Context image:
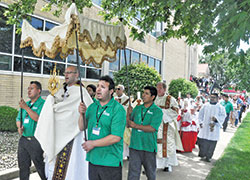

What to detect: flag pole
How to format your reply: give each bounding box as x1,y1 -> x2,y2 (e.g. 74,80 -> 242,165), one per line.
20,48 -> 24,128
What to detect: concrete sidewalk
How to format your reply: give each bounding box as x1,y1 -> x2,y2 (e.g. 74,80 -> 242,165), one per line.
5,111 -> 248,180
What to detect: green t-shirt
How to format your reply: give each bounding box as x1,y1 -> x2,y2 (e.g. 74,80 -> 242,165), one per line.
129,103 -> 163,152
16,96 -> 45,137
220,100 -> 233,113
86,97 -> 126,167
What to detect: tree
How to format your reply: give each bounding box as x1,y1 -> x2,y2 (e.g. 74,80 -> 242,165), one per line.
4,0 -> 250,61
199,49 -> 250,91
113,63 -> 161,99
168,78 -> 198,99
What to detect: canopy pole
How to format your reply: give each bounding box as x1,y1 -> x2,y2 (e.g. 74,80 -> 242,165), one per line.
20,48 -> 24,128
74,25 -> 87,141
123,48 -> 131,107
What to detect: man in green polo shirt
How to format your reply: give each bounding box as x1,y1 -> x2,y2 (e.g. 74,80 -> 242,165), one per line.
221,94 -> 233,132
79,75 -> 126,180
16,81 -> 46,180
127,86 -> 163,180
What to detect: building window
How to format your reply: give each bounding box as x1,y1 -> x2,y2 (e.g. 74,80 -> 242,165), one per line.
109,49 -> 120,71
14,57 -> 41,74
121,49 -> 131,67
155,59 -> 161,74
148,57 -> 155,68
0,54 -> 12,71
43,61 -> 65,76
87,68 -> 101,79
131,51 -> 140,64
45,21 -> 57,31
0,7 -> 13,54
141,54 -> 148,64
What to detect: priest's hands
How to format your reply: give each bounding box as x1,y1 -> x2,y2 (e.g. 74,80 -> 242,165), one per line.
82,140 -> 95,152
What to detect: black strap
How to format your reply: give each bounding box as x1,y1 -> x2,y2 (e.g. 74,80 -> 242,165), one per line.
141,104 -> 153,124
96,106 -> 108,127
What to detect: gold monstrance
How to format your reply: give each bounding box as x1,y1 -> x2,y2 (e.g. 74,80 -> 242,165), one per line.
48,63 -> 60,96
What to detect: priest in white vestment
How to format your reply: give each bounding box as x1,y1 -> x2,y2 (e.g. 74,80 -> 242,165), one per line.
197,93 -> 226,162
35,66 -> 93,180
114,84 -> 130,159
155,82 -> 183,172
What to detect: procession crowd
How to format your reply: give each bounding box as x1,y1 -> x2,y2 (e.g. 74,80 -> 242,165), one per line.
15,66 -> 249,180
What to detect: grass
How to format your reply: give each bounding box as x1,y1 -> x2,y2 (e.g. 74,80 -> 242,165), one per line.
206,112 -> 250,180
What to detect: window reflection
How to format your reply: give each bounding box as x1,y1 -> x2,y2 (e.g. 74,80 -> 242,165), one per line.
43,61 -> 65,76
0,7 -> 13,54
109,49 -> 120,71
141,54 -> 148,64
0,55 -> 12,71
14,57 -> 41,74
155,59 -> 161,74
28,16 -> 44,31
131,51 -> 140,64
121,49 -> 131,67
149,57 -> 155,68
87,68 -> 101,79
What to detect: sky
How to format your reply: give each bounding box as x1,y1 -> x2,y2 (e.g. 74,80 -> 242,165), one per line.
239,40 -> 250,52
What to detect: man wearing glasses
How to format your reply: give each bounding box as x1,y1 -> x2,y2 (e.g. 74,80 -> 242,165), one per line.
35,66 -> 93,179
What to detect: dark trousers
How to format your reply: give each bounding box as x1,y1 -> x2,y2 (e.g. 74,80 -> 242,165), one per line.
128,148 -> 156,180
223,113 -> 230,131
18,136 -> 46,180
197,138 -> 217,159
89,162 -> 122,180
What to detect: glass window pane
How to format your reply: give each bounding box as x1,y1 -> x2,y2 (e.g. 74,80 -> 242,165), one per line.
14,57 -> 41,74
109,49 -> 120,71
45,21 -> 57,31
86,68 -> 101,79
67,51 -> 84,65
141,54 -> 148,64
43,61 -> 65,76
79,66 -> 86,78
121,49 -> 131,68
44,53 -> 65,62
155,59 -> 161,74
15,33 -> 39,58
0,7 -> 13,54
149,57 -> 155,68
0,55 -> 12,71
28,16 -> 44,31
131,51 -> 140,64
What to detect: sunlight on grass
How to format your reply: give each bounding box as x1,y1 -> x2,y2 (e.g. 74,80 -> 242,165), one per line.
206,112 -> 250,180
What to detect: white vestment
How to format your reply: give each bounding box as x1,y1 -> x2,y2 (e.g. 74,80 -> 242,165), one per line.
35,85 -> 93,180
155,95 -> 183,168
198,103 -> 226,141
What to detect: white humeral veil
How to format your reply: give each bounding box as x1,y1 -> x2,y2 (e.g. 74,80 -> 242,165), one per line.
35,85 -> 93,179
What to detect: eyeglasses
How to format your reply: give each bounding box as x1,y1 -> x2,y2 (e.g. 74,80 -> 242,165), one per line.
63,71 -> 77,75
116,88 -> 121,91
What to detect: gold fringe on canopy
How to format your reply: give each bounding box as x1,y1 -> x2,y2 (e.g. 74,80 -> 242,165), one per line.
20,3 -> 126,67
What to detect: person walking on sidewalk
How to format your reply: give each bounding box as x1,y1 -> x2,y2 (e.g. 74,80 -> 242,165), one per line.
221,94 -> 233,132
197,93 -> 226,162
16,81 -> 46,180
127,86 -> 163,180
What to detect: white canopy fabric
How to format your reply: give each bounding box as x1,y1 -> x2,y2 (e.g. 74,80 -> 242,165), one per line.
20,3 -> 126,67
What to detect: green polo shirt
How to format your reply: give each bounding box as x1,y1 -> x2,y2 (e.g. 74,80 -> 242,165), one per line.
16,96 -> 45,137
86,97 -> 126,167
129,103 -> 163,152
221,100 -> 233,113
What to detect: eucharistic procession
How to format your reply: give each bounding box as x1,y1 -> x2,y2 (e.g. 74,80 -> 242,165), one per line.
0,1 -> 249,180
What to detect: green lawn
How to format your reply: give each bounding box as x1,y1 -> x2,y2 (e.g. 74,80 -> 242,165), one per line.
206,112 -> 250,180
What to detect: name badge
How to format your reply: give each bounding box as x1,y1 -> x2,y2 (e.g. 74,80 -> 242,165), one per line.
137,129 -> 143,132
24,117 -> 29,124
92,127 -> 101,136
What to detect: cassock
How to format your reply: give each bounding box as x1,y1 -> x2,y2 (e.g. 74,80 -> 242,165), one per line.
155,95 -> 183,168
35,84 -> 93,180
197,102 -> 226,160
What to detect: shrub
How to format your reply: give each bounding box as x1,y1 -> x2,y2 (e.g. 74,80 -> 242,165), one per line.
168,78 -> 198,99
0,106 -> 18,132
114,63 -> 161,99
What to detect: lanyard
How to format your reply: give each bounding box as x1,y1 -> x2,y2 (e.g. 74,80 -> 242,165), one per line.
25,102 -> 35,118
141,104 -> 153,124
96,106 -> 108,127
